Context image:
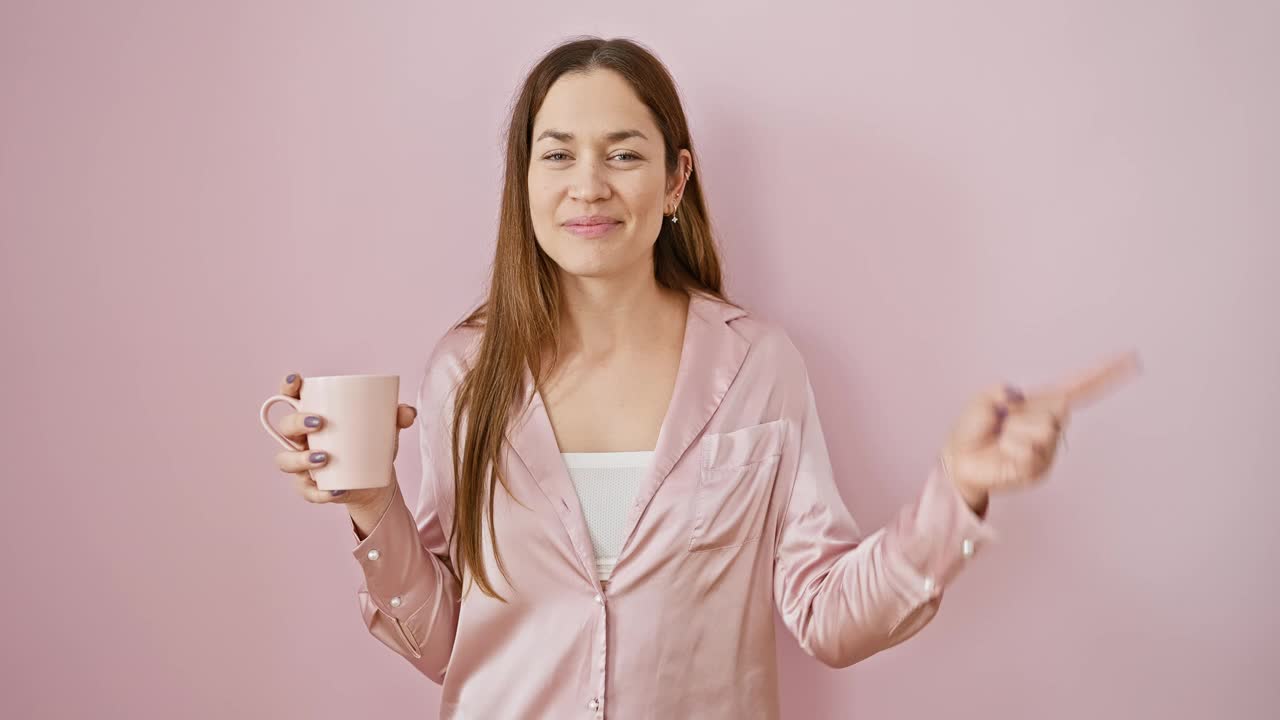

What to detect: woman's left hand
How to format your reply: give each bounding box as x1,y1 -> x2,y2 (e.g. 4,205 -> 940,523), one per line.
942,351 -> 1143,512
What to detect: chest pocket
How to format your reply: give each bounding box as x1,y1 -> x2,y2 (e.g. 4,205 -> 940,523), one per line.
689,418 -> 787,552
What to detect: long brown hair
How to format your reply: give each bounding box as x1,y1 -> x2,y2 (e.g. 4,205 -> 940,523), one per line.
445,36 -> 734,601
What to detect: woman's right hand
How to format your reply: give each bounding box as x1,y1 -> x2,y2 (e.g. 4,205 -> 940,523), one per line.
271,372 -> 418,513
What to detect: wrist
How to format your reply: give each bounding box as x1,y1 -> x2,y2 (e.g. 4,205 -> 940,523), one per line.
941,450 -> 989,517
349,486 -> 395,516
955,481 -> 989,516
348,486 -> 398,539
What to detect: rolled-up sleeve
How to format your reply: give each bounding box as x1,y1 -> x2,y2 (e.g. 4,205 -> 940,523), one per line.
772,371 -> 997,668
349,366 -> 461,685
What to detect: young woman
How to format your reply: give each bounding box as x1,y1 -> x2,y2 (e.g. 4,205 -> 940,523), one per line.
269,36 -> 1138,719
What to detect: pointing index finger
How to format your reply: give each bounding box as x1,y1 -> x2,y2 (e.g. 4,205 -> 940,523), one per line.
1055,351 -> 1142,409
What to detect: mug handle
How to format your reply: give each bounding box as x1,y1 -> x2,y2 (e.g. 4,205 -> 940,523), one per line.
260,394 -> 308,452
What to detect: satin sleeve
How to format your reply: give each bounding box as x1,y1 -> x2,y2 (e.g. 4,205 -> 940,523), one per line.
772,373 -> 998,668
348,368 -> 462,685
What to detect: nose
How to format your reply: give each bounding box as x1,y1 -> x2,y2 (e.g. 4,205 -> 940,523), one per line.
568,159 -> 611,203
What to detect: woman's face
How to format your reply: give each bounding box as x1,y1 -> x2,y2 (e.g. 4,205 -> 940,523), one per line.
527,68 -> 690,283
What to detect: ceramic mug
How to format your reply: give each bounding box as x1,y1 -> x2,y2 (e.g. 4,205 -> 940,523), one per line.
260,374 -> 399,491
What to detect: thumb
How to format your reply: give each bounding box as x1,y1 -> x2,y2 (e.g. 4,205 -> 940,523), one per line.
397,404 -> 418,429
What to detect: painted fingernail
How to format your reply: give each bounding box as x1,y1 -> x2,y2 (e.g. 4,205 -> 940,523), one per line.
286,374 -> 297,383
1004,384 -> 1024,402
309,451 -> 327,463
330,490 -> 347,496
304,416 -> 321,428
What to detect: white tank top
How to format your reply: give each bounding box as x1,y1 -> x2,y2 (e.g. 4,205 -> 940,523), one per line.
559,450 -> 653,582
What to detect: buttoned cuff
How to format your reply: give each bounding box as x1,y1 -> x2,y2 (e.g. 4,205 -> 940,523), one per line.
351,481 -> 437,622
884,460 -> 999,608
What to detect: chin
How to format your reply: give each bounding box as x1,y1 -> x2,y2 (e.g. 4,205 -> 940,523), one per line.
557,257 -> 620,278
554,244 -> 646,278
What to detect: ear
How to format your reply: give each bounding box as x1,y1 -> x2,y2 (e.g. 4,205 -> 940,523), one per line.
666,150 -> 693,201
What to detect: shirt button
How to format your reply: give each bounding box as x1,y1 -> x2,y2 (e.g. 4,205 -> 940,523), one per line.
922,576 -> 935,593
588,697 -> 599,710
961,538 -> 975,558
367,549 -> 381,561
389,596 -> 403,609
594,594 -> 603,605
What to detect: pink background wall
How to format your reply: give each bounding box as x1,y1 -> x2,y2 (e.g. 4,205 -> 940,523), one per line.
3,1 -> 1276,717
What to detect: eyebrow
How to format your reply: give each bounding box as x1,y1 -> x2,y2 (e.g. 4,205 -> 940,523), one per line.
534,128 -> 649,144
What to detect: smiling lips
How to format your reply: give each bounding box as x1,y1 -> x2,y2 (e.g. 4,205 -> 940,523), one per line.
563,216 -> 621,238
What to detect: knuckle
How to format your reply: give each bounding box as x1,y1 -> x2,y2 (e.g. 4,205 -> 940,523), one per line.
283,414 -> 315,437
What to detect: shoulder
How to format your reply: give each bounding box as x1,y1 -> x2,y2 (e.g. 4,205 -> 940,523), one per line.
416,322 -> 484,418
689,292 -> 810,401
720,302 -> 809,384
427,322 -> 484,375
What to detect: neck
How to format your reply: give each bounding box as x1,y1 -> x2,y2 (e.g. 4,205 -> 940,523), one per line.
555,278 -> 687,360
